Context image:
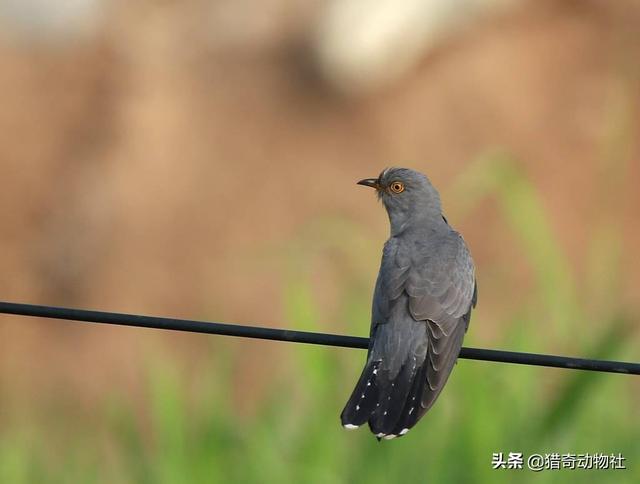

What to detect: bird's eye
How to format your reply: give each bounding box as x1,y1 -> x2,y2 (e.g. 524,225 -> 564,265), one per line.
389,181 -> 405,193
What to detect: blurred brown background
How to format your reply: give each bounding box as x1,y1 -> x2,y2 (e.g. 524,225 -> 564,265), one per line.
1,0 -> 639,433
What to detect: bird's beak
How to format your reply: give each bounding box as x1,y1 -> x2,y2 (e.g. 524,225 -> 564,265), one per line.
357,178 -> 380,189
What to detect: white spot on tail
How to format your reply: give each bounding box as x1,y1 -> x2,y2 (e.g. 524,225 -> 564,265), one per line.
376,432 -> 385,438
400,428 -> 410,435
383,434 -> 397,440
344,424 -> 359,430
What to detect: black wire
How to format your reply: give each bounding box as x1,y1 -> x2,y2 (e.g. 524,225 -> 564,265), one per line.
1,301 -> 638,375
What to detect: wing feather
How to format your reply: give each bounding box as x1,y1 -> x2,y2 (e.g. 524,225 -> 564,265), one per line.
371,233 -> 476,416
363,230 -> 476,432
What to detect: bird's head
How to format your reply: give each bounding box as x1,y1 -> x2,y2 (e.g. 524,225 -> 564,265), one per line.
358,167 -> 442,233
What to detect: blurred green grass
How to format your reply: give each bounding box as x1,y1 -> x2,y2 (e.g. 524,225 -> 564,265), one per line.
1,155 -> 638,483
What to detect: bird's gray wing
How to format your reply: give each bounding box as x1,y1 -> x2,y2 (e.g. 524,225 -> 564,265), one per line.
345,233 -> 475,434
404,231 -> 476,413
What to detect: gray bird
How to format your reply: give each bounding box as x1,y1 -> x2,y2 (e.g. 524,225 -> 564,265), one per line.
341,167 -> 477,440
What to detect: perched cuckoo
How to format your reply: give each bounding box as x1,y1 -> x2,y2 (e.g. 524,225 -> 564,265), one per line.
341,167 -> 477,440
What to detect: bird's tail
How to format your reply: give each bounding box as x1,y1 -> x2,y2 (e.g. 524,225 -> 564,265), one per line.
341,315 -> 432,439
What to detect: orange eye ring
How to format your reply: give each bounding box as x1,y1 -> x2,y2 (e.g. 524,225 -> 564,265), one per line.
389,181 -> 405,194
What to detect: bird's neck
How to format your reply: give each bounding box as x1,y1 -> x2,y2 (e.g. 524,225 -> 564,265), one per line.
388,207 -> 443,237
